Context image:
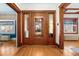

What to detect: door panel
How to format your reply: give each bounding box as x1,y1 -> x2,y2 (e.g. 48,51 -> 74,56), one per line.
29,12 -> 49,45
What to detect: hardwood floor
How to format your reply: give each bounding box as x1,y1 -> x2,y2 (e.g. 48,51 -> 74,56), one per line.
64,40 -> 79,48
0,40 -> 20,56
0,40 -> 79,56
15,45 -> 63,56
63,40 -> 79,56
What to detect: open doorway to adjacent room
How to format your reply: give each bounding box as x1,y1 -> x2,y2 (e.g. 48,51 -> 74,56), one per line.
0,3 -> 18,55
62,3 -> 79,55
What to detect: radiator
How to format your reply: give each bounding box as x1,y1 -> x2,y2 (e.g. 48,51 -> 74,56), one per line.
64,36 -> 78,40
0,35 -> 10,41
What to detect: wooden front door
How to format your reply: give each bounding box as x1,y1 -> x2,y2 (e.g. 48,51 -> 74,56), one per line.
24,11 -> 56,45
28,12 -> 49,45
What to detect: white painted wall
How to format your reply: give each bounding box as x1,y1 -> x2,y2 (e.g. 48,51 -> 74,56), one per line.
64,14 -> 79,40
56,8 -> 60,44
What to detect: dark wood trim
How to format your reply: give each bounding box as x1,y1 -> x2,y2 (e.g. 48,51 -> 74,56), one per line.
64,8 -> 79,13
17,13 -> 22,46
22,10 -> 56,14
22,12 -> 25,45
6,3 -> 21,13
59,3 -> 71,8
59,7 -> 64,49
65,8 -> 79,10
64,12 -> 79,14
53,11 -> 56,45
59,3 -> 70,49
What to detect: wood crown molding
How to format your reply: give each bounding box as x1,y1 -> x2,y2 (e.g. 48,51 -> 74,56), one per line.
64,8 -> 79,13
59,3 -> 71,8
22,10 -> 56,14
6,3 -> 21,13
64,12 -> 79,14
65,8 -> 79,10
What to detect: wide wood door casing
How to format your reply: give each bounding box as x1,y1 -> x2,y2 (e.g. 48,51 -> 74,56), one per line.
28,12 -> 49,45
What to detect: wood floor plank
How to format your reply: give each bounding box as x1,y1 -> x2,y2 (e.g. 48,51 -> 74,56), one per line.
0,40 -> 79,56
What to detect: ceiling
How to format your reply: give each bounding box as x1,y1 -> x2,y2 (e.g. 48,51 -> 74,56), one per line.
0,3 -> 61,15
15,3 -> 60,10
67,3 -> 79,8
65,3 -> 79,13
0,3 -> 16,14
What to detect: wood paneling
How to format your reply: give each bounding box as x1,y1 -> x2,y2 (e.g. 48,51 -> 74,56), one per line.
31,12 -> 48,45
23,11 -> 56,45
24,12 -> 49,45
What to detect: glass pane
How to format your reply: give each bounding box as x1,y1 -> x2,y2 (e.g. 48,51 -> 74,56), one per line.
25,15 -> 29,38
34,17 -> 43,36
0,20 -> 15,34
64,18 -> 78,34
49,14 -> 53,34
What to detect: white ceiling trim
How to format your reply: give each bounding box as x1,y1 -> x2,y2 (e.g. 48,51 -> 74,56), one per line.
15,3 -> 60,10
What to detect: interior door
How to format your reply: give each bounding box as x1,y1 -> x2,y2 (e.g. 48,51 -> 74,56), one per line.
29,12 -> 49,45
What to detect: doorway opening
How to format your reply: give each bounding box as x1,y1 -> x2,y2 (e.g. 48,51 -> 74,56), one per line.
63,3 -> 79,54
0,3 -> 17,49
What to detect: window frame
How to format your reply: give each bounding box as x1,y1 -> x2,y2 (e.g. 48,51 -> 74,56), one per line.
64,18 -> 78,34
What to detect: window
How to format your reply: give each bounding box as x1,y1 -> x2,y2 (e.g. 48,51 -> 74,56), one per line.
64,18 -> 78,34
0,20 -> 15,34
49,14 -> 53,34
25,14 -> 29,38
34,17 -> 43,36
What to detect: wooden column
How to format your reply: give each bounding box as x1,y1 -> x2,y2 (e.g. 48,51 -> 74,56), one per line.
17,12 -> 22,46
59,7 -> 64,49
17,12 -> 24,46
59,3 -> 70,49
53,11 -> 56,45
